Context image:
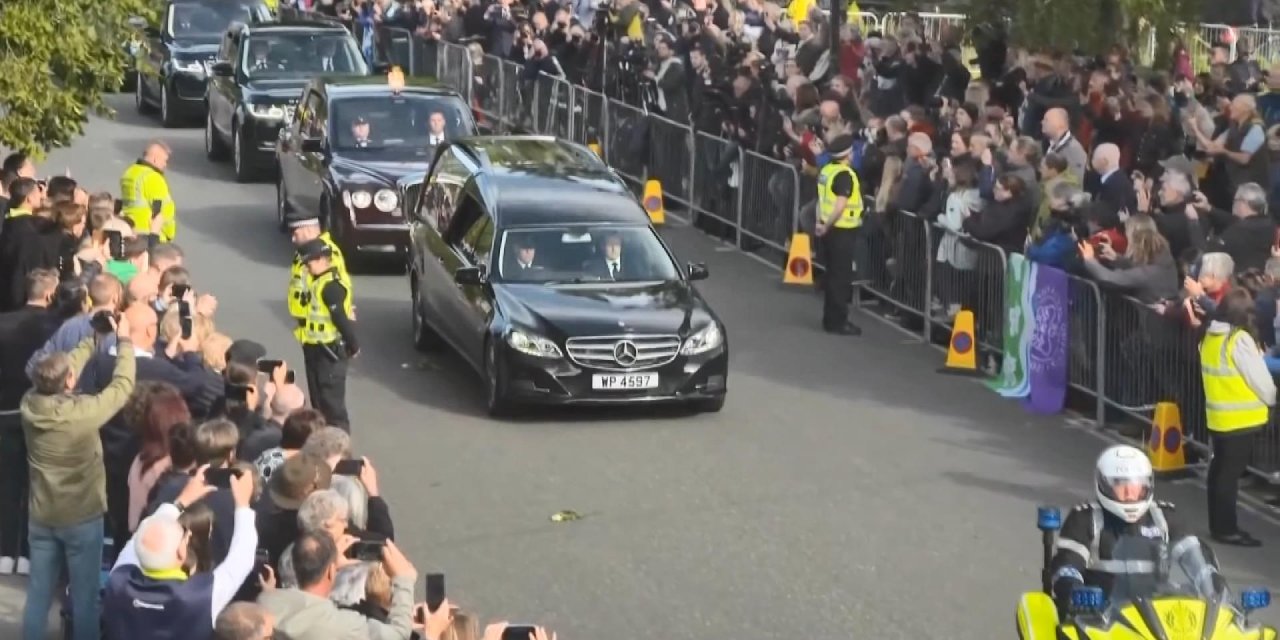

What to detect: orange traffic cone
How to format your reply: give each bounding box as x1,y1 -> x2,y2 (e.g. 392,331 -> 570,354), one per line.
938,310 -> 983,376
1149,402 -> 1191,477
783,233 -> 813,285
642,179 -> 665,225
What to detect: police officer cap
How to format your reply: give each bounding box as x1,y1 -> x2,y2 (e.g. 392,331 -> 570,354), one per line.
298,239 -> 332,262
827,135 -> 854,157
286,212 -> 321,229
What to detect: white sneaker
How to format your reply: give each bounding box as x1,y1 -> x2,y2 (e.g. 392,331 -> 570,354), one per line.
0,557 -> 14,575
15,557 -> 29,575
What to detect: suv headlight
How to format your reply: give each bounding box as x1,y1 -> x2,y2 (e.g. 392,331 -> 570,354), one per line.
507,329 -> 562,358
373,189 -> 398,213
173,59 -> 205,73
249,103 -> 285,119
680,323 -> 723,355
345,190 -> 373,209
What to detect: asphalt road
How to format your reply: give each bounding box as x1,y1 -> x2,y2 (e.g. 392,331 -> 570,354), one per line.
3,95 -> 1280,639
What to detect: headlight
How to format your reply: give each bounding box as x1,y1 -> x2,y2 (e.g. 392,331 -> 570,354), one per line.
249,103 -> 286,119
173,59 -> 205,73
507,329 -> 562,358
373,189 -> 398,213
346,190 -> 372,209
680,323 -> 723,355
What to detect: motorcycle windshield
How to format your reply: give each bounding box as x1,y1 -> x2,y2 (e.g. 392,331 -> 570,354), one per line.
1108,535 -> 1229,608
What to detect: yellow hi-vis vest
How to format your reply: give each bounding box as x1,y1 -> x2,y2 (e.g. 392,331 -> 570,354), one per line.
816,162 -> 863,229
120,162 -> 177,242
1200,329 -> 1270,432
301,269 -> 354,345
288,233 -> 351,341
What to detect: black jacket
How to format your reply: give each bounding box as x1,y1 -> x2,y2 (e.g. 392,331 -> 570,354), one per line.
1201,211 -> 1276,274
144,470 -> 237,564
0,305 -> 60,411
0,216 -> 61,311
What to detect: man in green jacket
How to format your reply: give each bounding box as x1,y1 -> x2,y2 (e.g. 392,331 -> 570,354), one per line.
21,312 -> 136,640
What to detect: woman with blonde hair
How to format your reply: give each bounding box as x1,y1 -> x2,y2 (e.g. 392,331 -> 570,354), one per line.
201,332 -> 233,374
1079,213 -> 1179,303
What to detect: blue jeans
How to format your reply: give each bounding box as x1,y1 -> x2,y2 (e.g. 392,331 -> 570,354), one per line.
23,516 -> 103,640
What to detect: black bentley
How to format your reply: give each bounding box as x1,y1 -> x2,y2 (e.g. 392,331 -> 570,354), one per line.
406,136 -> 728,416
276,75 -> 474,262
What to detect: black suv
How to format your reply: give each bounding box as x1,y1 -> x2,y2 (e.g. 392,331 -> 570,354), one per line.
204,16 -> 369,182
133,0 -> 272,127
406,136 -> 728,416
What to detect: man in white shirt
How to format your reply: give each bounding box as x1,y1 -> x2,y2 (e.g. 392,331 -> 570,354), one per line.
426,112 -> 447,146
584,232 -> 626,280
103,465 -> 258,640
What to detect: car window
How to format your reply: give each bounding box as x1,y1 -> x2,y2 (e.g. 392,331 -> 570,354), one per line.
170,2 -> 251,38
445,193 -> 484,246
330,95 -> 472,155
241,33 -> 366,78
458,217 -> 495,267
297,91 -> 320,136
418,148 -> 469,232
496,225 -> 681,283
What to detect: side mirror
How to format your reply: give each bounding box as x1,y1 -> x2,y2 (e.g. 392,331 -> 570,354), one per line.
210,61 -> 234,77
454,266 -> 486,286
300,137 -> 324,153
127,16 -> 149,30
687,262 -> 709,281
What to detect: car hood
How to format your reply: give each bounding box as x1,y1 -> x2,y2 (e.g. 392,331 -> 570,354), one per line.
243,78 -> 309,100
494,280 -> 715,338
171,40 -> 221,56
331,156 -> 429,186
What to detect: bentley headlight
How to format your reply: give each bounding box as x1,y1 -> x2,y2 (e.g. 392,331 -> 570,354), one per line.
507,329 -> 562,358
347,190 -> 373,209
249,103 -> 285,119
173,59 -> 204,73
680,323 -> 723,355
373,189 -> 398,213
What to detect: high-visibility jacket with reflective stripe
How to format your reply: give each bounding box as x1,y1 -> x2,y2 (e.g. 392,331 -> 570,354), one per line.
301,269 -> 353,345
1200,329 -> 1270,432
816,162 -> 863,229
288,233 -> 350,341
120,162 -> 177,242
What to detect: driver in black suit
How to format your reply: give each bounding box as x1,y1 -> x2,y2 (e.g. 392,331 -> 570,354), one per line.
505,236 -> 543,279
582,232 -> 627,281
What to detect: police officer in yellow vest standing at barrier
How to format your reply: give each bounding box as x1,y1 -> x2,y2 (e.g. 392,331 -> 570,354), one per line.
298,238 -> 359,432
814,135 -> 864,336
286,213 -> 351,343
119,141 -> 177,242
1199,287 -> 1275,548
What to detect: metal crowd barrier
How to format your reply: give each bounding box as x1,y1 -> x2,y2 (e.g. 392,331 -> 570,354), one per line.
372,35 -> 1280,481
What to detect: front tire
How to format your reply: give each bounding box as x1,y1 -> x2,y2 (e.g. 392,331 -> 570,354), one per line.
484,340 -> 514,418
232,125 -> 253,183
205,112 -> 228,161
276,176 -> 291,231
159,84 -> 179,128
411,277 -> 445,352
135,73 -> 155,114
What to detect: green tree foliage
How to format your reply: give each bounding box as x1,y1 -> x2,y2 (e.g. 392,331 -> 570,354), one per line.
0,0 -> 160,158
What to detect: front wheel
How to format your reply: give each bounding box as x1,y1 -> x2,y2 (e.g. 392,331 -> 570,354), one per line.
276,177 -> 290,231
484,340 -> 514,418
135,73 -> 155,114
159,84 -> 179,128
411,278 -> 445,352
232,125 -> 253,183
205,112 -> 228,161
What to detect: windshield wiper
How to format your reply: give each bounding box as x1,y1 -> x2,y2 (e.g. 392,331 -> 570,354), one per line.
540,278 -> 589,285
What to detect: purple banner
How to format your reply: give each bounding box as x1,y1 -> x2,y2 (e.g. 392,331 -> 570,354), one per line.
1024,265 -> 1070,414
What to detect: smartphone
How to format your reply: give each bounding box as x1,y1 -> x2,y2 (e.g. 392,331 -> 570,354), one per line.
425,573 -> 445,613
105,230 -> 124,260
150,199 -> 163,218
203,466 -> 242,489
350,539 -> 385,561
178,300 -> 193,340
257,359 -> 284,375
171,284 -> 190,300
90,310 -> 115,334
112,199 -> 123,215
502,626 -> 537,640
225,383 -> 249,402
333,458 -> 364,476
285,369 -> 296,385
254,548 -> 271,579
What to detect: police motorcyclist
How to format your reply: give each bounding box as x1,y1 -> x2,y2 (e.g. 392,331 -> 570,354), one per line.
1048,445 -> 1193,614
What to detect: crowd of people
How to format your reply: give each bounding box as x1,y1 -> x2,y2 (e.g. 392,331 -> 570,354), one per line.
0,149 -> 558,638
315,0 -> 1280,544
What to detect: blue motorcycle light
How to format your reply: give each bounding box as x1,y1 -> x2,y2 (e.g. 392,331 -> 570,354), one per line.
1241,588 -> 1272,612
1070,586 -> 1106,612
1037,506 -> 1062,532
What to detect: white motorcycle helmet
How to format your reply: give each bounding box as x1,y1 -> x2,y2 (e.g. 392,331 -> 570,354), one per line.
1095,445 -> 1155,523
